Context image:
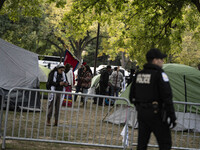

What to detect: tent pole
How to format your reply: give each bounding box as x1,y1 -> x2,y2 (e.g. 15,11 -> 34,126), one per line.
102,105 -> 114,121
94,22 -> 100,76
184,75 -> 187,112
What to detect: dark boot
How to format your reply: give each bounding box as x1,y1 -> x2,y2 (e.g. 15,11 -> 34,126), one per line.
54,119 -> 58,126
47,118 -> 51,126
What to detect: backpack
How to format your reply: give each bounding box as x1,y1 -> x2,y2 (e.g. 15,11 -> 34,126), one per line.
46,70 -> 55,90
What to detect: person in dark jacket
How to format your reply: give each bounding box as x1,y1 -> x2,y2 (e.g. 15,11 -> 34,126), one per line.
129,48 -> 177,150
74,62 -> 86,101
127,68 -> 135,86
47,64 -> 68,126
98,65 -> 112,105
80,65 -> 92,105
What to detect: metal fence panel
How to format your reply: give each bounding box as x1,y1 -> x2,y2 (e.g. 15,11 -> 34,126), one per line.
0,88 -> 4,137
131,101 -> 200,150
2,87 -> 132,149
1,87 -> 200,150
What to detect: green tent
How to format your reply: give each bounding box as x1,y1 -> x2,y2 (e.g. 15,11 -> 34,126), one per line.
108,63 -> 200,129
117,63 -> 200,107
163,63 -> 200,103
91,74 -> 101,88
116,83 -> 133,106
39,65 -> 51,89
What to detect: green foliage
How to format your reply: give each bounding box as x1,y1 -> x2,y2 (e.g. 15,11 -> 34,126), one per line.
0,2 -> 70,55
59,0 -> 200,68
0,0 -> 43,21
0,14 -> 44,52
1,0 -> 200,68
46,0 -> 66,8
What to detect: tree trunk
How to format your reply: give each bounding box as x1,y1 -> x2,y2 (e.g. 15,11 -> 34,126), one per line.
73,46 -> 83,68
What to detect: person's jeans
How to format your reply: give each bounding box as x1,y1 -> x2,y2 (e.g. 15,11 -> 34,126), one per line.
110,86 -> 120,97
47,94 -> 61,122
81,88 -> 88,104
74,85 -> 81,101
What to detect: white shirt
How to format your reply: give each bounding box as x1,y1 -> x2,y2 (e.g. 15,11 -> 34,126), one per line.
66,68 -> 74,87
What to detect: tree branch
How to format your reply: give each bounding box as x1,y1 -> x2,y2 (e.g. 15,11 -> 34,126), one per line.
57,37 -> 66,48
83,37 -> 97,47
69,38 -> 76,51
81,35 -> 106,50
46,39 -> 63,52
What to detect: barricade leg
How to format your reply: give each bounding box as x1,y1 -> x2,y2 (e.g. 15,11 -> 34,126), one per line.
0,88 -> 4,138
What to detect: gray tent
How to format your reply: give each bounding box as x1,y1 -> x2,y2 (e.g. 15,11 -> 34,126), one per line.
0,38 -> 40,109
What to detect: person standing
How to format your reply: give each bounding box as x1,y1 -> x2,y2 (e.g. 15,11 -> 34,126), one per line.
98,65 -> 112,105
127,68 -> 135,86
129,48 -> 177,150
80,65 -> 92,105
74,62 -> 86,101
47,64 -> 68,126
109,66 -> 123,97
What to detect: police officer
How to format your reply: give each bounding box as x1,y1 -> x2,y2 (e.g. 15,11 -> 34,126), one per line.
129,48 -> 177,150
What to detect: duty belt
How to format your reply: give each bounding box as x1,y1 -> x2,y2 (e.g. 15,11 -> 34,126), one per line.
138,101 -> 159,114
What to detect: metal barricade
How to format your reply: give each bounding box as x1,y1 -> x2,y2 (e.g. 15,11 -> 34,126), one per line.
0,88 -> 4,137
131,101 -> 200,150
171,101 -> 200,150
3,87 -> 200,150
2,87 -> 134,149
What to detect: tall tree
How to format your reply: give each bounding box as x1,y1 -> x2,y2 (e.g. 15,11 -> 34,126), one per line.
62,0 -> 200,67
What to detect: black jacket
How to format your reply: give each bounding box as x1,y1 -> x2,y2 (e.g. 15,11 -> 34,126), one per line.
129,63 -> 175,114
49,71 -> 65,91
99,69 -> 110,88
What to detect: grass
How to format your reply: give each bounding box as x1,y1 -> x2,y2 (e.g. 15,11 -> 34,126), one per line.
0,96 -> 127,149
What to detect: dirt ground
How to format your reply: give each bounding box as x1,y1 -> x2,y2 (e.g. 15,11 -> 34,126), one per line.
0,139 -> 161,150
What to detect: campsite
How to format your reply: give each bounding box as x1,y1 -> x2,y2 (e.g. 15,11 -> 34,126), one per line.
0,38 -> 200,149
2,1 -> 200,149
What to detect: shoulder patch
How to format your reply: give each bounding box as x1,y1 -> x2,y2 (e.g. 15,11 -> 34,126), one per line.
162,72 -> 169,82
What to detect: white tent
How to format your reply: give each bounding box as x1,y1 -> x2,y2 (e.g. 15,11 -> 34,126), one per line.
0,38 -> 39,89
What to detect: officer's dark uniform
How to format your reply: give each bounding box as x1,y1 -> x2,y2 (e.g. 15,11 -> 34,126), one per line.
129,48 -> 176,150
